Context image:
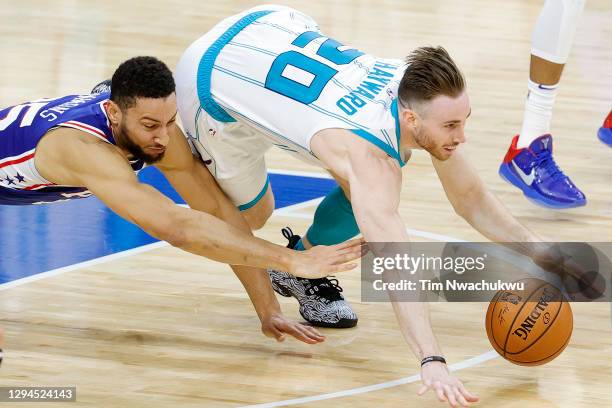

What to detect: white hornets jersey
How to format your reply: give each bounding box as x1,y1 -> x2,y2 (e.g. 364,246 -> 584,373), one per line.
175,5 -> 407,169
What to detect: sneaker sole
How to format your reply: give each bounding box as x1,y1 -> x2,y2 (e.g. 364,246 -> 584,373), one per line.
300,315 -> 358,329
498,163 -> 586,209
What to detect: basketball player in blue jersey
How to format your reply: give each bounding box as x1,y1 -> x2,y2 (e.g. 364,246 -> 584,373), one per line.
0,56 -> 367,356
174,5 -> 602,406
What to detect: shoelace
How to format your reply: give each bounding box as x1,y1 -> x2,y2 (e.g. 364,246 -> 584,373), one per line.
534,150 -> 566,181
281,226 -> 345,301
302,277 -> 344,301
281,227 -> 301,248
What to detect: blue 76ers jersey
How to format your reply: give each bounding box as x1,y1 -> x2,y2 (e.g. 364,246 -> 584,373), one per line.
0,92 -> 143,205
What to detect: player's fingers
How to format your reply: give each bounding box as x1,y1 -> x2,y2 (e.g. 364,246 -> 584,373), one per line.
417,384 -> 429,396
458,382 -> 479,402
328,244 -> 366,259
434,383 -> 446,402
333,238 -> 365,250
454,387 -> 470,407
334,243 -> 365,255
280,323 -> 314,343
267,323 -> 287,342
294,325 -> 323,343
327,263 -> 358,274
301,324 -> 325,340
443,385 -> 458,407
291,323 -> 322,341
331,251 -> 362,264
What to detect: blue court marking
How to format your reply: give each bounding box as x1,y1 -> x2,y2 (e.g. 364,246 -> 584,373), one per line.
0,168 -> 337,284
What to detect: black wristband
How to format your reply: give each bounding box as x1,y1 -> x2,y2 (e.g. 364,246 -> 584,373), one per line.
421,355 -> 446,367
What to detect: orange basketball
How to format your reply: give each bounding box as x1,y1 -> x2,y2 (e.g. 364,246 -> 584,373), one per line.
485,278 -> 573,366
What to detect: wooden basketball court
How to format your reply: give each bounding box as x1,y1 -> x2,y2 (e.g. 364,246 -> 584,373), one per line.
0,0 -> 611,406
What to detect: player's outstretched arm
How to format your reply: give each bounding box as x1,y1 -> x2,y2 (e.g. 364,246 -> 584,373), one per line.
432,147 -> 604,299
35,128 -> 362,277
340,140 -> 478,407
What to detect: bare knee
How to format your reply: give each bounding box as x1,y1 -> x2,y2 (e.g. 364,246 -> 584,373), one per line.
241,186 -> 274,230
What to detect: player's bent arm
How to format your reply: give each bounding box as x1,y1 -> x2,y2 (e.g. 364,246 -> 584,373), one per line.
36,129 -> 295,270
155,128 -> 283,322
432,147 -> 542,246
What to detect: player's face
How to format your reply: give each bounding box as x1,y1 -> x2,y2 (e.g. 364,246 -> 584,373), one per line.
116,94 -> 178,164
414,92 -> 471,160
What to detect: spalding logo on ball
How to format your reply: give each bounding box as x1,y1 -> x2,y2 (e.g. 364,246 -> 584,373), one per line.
486,278 -> 573,366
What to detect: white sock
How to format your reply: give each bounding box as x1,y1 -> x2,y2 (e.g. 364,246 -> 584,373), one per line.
518,79 -> 559,148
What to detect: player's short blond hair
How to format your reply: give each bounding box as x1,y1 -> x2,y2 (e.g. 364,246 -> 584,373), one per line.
398,46 -> 465,108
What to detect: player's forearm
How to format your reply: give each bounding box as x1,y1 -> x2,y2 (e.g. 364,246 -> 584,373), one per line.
392,302 -> 442,360
170,207 -> 294,271
460,189 -> 541,244
356,208 -> 444,362
231,265 -> 282,320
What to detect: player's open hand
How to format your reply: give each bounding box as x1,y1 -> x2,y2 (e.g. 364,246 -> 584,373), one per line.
418,362 -> 479,407
261,313 -> 325,344
288,238 -> 367,279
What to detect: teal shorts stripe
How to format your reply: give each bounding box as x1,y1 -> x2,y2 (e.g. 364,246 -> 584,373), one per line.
238,176 -> 270,211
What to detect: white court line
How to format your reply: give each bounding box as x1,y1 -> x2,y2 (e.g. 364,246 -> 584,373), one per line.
239,351 -> 499,408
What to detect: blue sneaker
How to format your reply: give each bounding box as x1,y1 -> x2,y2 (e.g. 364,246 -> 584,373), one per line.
499,134 -> 586,209
598,110 -> 612,147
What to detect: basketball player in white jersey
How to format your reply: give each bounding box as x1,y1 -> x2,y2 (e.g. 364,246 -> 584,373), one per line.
174,5 -> 606,405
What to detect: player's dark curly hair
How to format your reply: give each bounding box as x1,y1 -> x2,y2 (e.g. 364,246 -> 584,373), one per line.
110,56 -> 175,109
398,46 -> 465,109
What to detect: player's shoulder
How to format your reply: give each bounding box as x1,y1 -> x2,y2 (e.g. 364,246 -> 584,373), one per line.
38,126 -> 122,169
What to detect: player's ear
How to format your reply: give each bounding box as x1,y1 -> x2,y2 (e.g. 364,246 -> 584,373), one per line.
105,100 -> 122,126
401,106 -> 419,129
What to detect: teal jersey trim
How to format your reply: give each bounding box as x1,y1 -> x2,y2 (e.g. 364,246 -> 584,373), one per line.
238,177 -> 270,211
390,98 -> 406,167
197,10 -> 274,123
350,129 -> 404,166
350,98 -> 404,165
390,99 -> 402,150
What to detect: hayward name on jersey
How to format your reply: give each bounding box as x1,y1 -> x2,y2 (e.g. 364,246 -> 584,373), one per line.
0,92 -> 144,205
175,5 -> 407,207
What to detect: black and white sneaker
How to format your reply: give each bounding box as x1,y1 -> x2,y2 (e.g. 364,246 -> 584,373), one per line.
268,227 -> 358,328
